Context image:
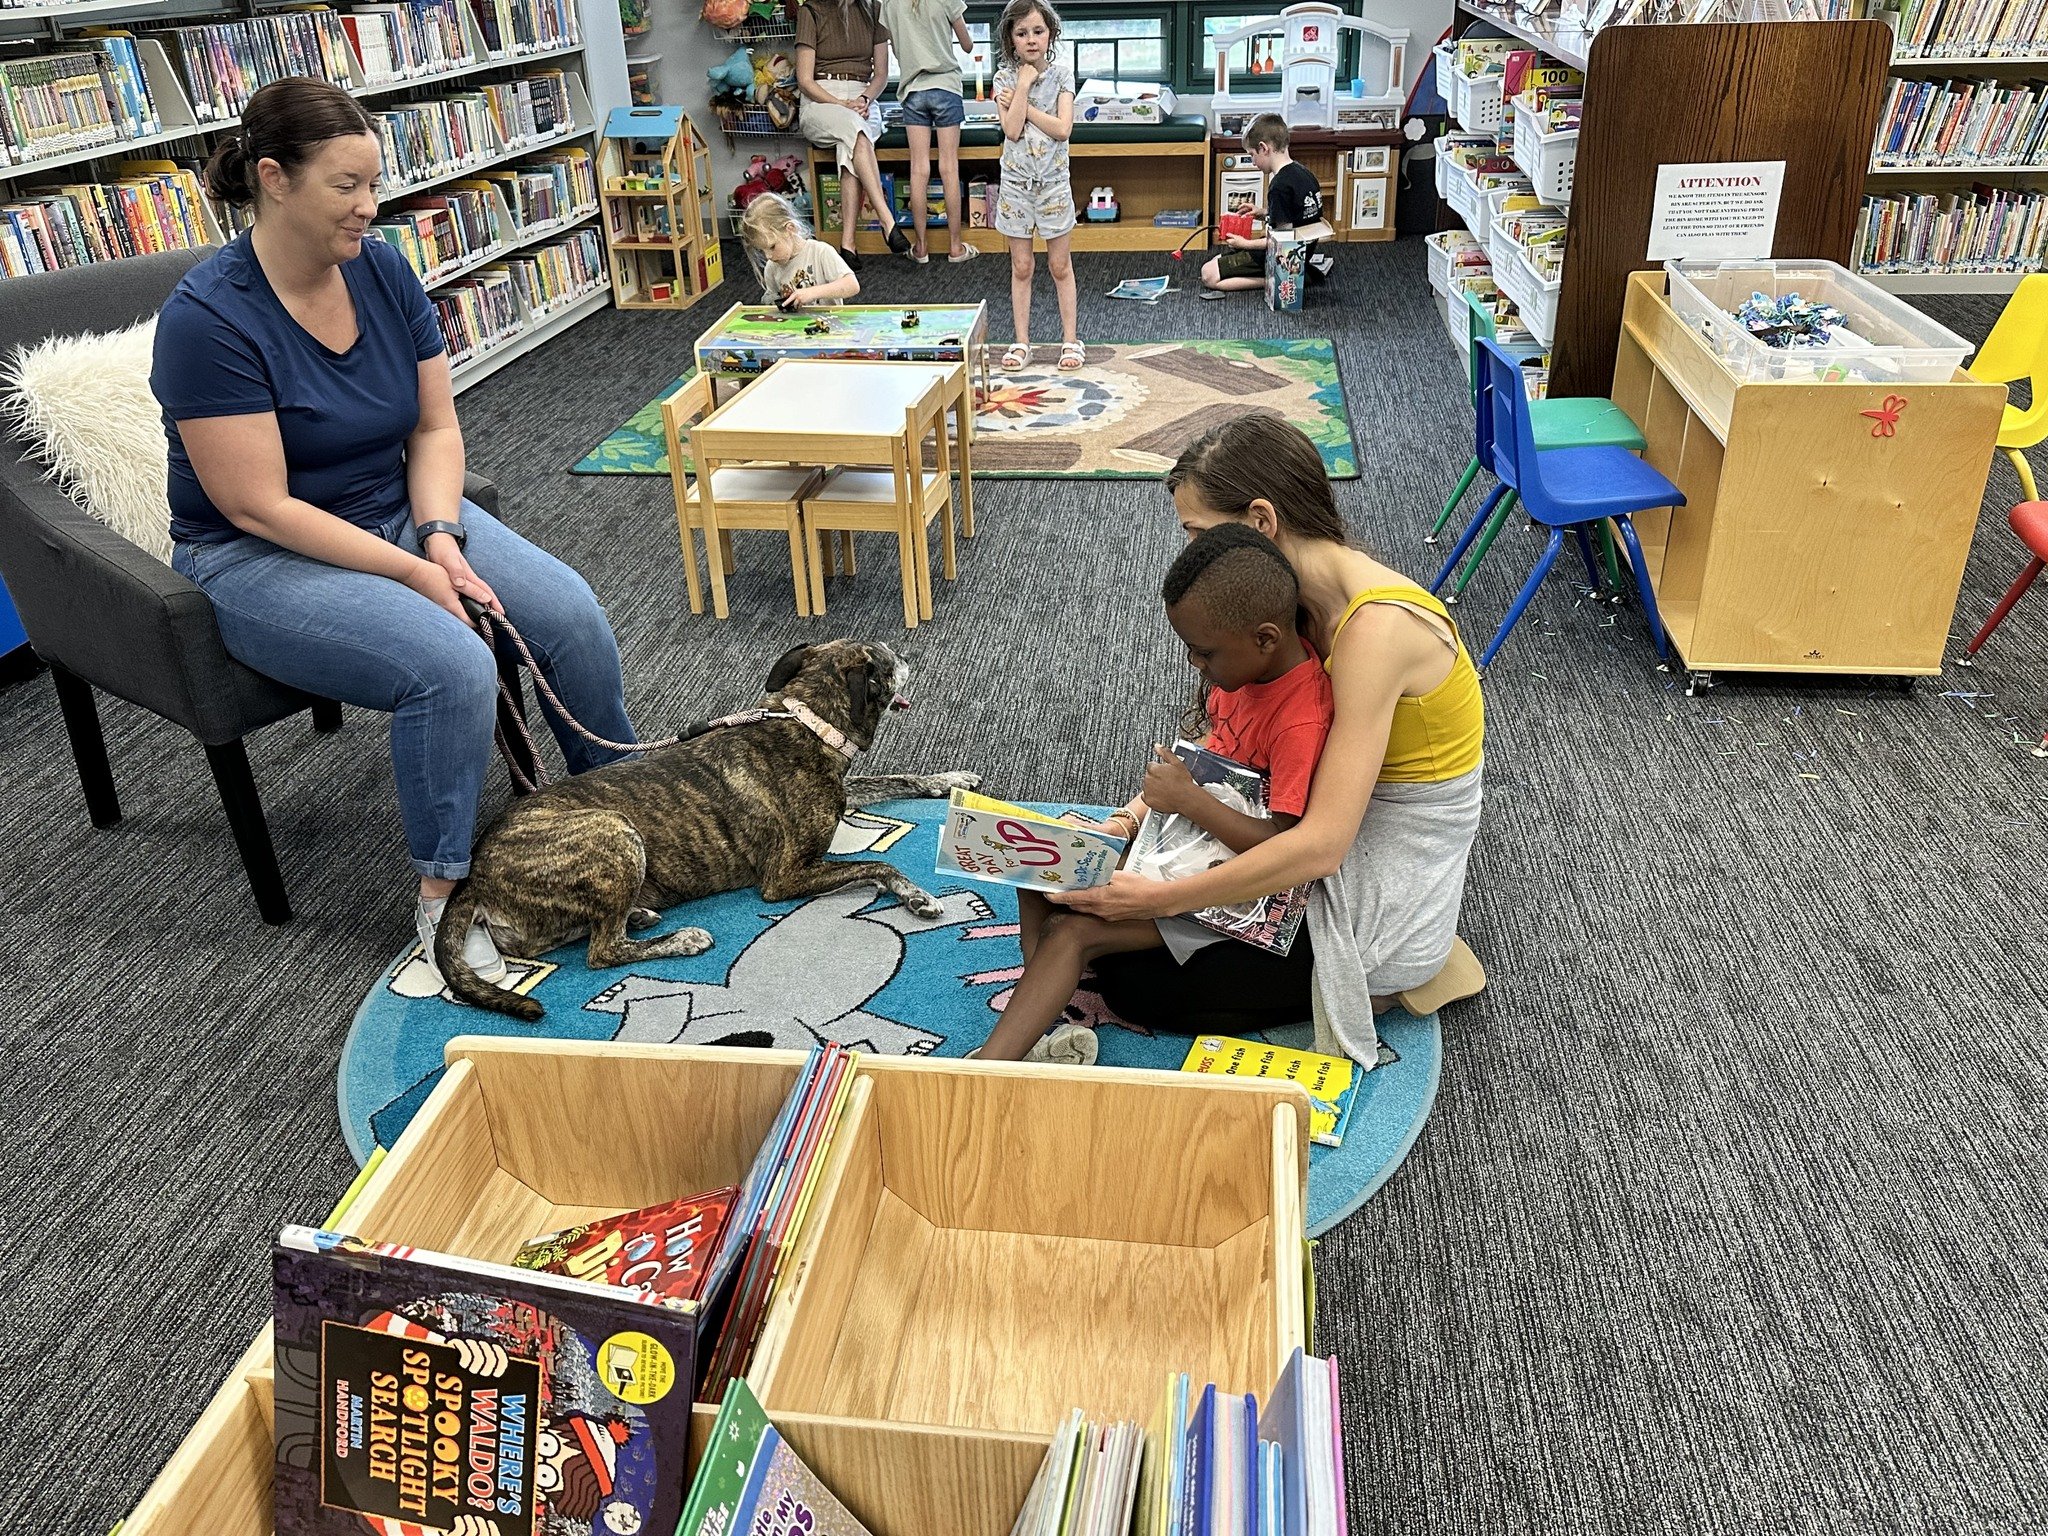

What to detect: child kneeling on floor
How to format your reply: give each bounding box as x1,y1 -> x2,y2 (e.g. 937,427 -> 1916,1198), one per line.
1201,113 -> 1324,298
974,523 -> 1336,1063
742,192 -> 861,309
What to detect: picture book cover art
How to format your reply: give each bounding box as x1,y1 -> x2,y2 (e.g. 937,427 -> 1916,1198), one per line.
679,1378 -> 877,1536
1179,1036 -> 1359,1149
1124,742 -> 1310,955
511,1188 -> 738,1310
272,1226 -> 698,1536
936,789 -> 1126,892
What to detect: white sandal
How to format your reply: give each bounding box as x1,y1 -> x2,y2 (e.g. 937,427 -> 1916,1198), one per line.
1058,342 -> 1086,371
1001,343 -> 1031,371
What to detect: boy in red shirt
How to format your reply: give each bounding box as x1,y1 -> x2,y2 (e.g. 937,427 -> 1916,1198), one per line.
975,523 -> 1335,1062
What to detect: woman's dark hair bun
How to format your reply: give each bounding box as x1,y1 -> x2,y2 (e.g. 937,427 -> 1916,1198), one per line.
203,133 -> 253,205
202,78 -> 375,210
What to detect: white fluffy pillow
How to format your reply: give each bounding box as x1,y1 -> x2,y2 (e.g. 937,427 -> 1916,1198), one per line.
1,317 -> 172,564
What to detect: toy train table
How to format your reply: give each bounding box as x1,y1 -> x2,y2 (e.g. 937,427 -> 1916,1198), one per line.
694,301 -> 989,400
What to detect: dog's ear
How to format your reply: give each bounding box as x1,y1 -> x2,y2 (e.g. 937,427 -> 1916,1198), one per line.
765,645 -> 812,693
844,652 -> 876,721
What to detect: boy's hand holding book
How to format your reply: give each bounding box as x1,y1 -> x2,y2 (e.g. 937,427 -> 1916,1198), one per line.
1141,744 -> 1204,817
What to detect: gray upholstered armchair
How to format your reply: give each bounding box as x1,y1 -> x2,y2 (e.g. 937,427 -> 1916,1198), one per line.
0,248 -> 508,924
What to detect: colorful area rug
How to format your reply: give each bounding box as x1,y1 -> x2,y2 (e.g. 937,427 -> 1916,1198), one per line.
569,339 -> 1357,480
339,800 -> 1436,1237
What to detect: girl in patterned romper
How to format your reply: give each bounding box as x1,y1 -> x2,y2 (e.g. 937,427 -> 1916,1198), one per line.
992,0 -> 1083,371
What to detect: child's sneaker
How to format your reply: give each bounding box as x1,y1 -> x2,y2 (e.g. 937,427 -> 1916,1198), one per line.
1025,1021 -> 1098,1066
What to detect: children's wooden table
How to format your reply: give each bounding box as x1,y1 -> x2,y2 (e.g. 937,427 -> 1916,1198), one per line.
694,301 -> 990,402
687,358 -> 974,624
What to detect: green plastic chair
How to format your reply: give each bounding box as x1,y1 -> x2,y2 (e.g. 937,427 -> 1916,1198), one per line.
1432,290 -> 1647,599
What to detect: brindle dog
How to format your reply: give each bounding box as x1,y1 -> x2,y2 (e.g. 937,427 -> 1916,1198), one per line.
435,640 -> 975,1020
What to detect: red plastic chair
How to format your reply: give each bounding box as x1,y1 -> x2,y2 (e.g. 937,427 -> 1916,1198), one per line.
1961,500 -> 2048,756
1962,500 -> 2047,659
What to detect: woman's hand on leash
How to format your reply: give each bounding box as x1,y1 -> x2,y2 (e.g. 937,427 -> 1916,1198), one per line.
423,537 -> 504,618
1050,870 -> 1174,921
1141,745 -> 1201,817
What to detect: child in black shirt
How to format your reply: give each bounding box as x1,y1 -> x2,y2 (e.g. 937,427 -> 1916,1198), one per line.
1201,113 -> 1326,296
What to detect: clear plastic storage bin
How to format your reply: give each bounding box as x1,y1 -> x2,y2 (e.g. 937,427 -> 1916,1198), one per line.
1663,258 -> 1975,383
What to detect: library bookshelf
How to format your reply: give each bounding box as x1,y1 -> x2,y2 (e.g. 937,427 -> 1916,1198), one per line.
1435,6 -> 1891,398
1858,46 -> 2048,295
0,0 -> 620,393
119,1038 -> 1311,1536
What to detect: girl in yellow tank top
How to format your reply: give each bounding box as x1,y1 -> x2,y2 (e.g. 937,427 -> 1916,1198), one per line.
1324,584 -> 1485,784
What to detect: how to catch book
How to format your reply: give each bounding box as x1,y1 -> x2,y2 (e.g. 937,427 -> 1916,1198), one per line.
511,1188 -> 738,1311
936,788 -> 1126,892
1125,742 -> 1310,955
271,1226 -> 698,1536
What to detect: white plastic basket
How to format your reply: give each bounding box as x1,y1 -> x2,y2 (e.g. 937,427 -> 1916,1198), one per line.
1664,258 -> 1973,383
1476,175 -> 1534,232
1444,160 -> 1479,225
1511,95 -> 1579,206
1444,53 -> 1506,136
1494,244 -> 1561,348
1426,229 -> 1481,295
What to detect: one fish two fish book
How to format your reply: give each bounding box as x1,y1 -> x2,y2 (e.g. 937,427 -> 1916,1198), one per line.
271,1225 -> 699,1536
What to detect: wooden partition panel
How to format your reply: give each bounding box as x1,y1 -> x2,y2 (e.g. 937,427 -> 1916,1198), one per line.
1551,20 -> 1891,398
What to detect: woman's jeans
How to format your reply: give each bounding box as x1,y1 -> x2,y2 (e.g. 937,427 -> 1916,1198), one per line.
172,501 -> 634,879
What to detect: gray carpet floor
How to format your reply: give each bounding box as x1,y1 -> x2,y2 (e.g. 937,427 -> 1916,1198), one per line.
4,237 -> 2044,1535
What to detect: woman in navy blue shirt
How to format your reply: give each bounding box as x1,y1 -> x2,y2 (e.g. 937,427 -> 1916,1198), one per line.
155,78 -> 634,979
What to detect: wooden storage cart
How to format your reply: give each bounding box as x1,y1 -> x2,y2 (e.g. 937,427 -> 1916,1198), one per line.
601,105 -> 721,309
122,1040 -> 1309,1536
1611,270 -> 2005,682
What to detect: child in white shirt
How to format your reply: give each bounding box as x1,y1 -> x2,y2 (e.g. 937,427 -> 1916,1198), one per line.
741,192 -> 861,308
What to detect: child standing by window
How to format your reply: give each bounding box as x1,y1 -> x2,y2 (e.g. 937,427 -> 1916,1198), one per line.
991,0 -> 1081,372
1201,113 -> 1325,298
973,523 -> 1336,1063
741,192 -> 861,308
882,0 -> 979,265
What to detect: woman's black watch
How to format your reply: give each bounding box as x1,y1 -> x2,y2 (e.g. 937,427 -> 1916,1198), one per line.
417,519 -> 467,551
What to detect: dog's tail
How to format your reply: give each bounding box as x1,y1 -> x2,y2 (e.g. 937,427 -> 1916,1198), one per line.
433,880 -> 544,1022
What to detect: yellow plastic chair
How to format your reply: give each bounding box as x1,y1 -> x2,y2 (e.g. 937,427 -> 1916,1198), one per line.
1966,272 -> 2048,500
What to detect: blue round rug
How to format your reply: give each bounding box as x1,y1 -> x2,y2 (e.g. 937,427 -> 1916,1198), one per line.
339,801 -> 1439,1236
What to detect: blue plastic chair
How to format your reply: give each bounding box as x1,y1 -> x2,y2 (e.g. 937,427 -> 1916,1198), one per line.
1431,336 -> 1681,669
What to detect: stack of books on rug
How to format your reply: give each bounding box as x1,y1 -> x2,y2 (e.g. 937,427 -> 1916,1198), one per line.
267,1043 -> 853,1536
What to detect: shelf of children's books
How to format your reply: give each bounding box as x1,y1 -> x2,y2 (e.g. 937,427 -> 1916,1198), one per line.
1890,52 -> 2048,67
0,48 -> 589,183
416,203 -> 600,293
1868,161 -> 2048,175
450,279 -> 610,392
1455,0 -> 1592,72
354,41 -> 584,102
1863,269 -> 2031,294
387,105 -> 596,202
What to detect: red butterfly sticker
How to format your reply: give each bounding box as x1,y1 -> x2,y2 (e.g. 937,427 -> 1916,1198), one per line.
1861,394 -> 1907,438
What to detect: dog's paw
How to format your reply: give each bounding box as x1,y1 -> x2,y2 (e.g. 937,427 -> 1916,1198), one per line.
674,926 -> 714,956
628,907 -> 661,931
902,887 -> 945,920
926,770 -> 981,795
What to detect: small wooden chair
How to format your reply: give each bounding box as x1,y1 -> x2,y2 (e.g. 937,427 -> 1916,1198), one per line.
660,376 -> 823,618
800,374 -> 958,628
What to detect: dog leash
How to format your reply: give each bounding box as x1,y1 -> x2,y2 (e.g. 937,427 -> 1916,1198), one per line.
461,599 -> 855,791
